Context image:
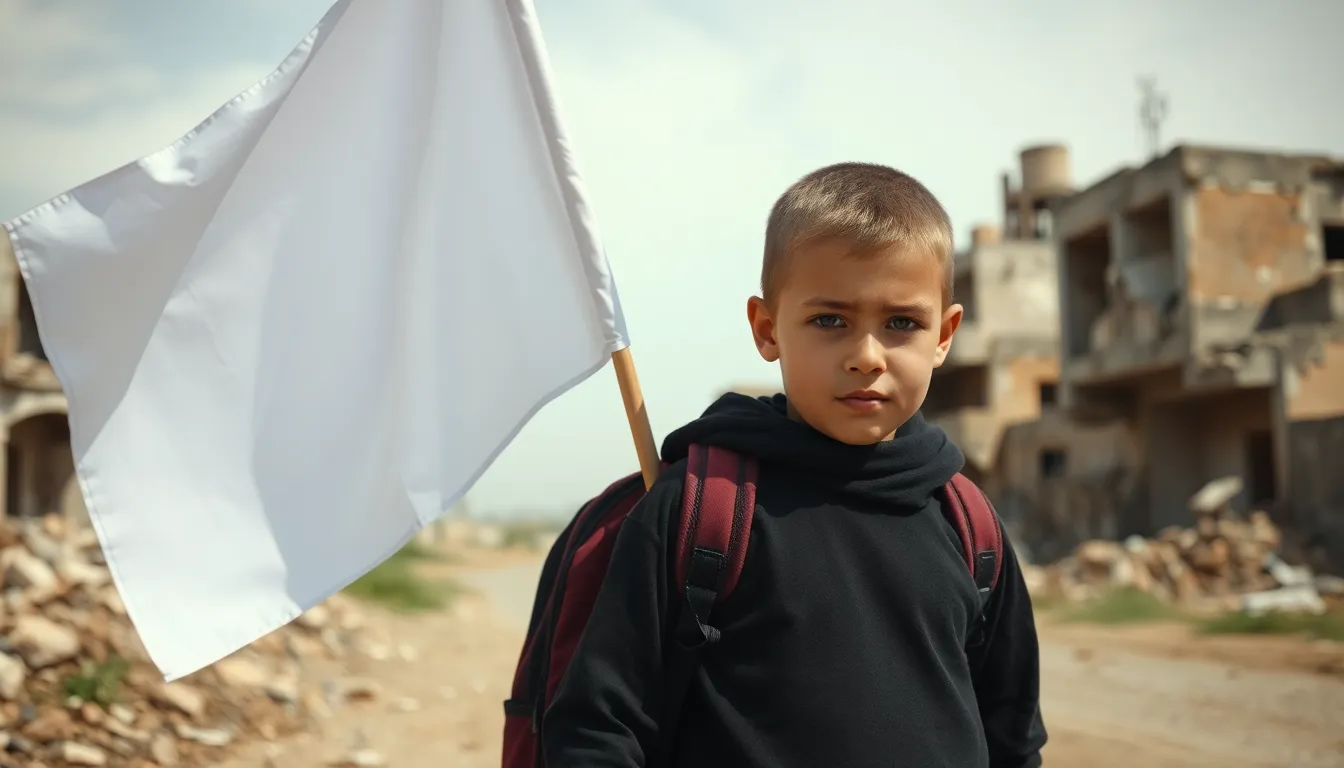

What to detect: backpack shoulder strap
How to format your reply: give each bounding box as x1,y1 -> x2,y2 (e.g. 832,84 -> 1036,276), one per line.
658,444 -> 757,762
941,472 -> 1004,606
673,443 -> 758,647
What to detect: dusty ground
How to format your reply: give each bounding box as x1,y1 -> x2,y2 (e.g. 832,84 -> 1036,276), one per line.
215,550 -> 526,768
218,550 -> 1344,768
1037,620 -> 1344,767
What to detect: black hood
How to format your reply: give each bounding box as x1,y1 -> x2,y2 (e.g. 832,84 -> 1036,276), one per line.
662,392 -> 964,511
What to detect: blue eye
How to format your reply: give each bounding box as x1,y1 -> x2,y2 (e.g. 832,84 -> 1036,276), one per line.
811,315 -> 845,329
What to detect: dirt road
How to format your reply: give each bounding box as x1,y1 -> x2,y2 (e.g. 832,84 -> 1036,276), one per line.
1038,626 -> 1344,767
220,554 -> 1344,767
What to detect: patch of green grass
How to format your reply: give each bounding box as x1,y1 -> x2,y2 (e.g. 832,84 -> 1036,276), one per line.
1056,587 -> 1188,626
499,520 -> 562,550
1196,610 -> 1344,641
1042,585 -> 1344,642
344,541 -> 461,612
62,656 -> 130,707
1029,594 -> 1063,614
395,538 -> 448,562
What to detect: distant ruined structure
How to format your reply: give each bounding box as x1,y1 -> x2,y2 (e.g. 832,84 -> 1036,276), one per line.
0,235 -> 83,523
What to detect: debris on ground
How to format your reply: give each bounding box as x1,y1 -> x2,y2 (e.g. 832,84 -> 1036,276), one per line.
0,514 -> 402,767
1025,476 -> 1334,615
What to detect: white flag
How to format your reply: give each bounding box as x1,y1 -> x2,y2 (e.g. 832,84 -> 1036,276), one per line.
3,0 -> 627,681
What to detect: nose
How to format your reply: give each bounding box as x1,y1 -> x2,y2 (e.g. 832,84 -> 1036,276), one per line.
844,334 -> 887,375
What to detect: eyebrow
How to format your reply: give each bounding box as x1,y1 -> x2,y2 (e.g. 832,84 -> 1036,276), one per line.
802,297 -> 936,316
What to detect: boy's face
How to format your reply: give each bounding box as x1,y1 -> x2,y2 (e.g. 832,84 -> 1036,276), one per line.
747,239 -> 962,445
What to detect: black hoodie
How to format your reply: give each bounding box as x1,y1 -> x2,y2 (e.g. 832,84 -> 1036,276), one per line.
542,393 -> 1047,768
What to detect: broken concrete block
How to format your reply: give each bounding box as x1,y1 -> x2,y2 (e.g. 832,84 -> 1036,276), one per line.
1189,475 -> 1242,515
1241,585 -> 1326,617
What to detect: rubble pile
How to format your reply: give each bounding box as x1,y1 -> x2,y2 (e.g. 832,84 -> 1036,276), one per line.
0,514 -> 383,768
1028,477 -> 1343,614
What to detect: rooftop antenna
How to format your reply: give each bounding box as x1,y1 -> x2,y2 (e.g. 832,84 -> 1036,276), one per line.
1138,76 -> 1168,160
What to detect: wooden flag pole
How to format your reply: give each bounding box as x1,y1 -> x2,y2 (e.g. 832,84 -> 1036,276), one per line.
612,347 -> 661,490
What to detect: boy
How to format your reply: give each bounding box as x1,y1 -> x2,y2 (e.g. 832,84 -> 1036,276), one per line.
542,162 -> 1047,767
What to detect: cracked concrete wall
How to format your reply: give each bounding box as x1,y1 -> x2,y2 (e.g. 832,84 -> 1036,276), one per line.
973,241 -> 1059,335
1188,187 -> 1317,353
1057,179 -> 1187,367
1258,271 -> 1343,329
925,365 -> 990,413
0,234 -> 77,521
5,413 -> 83,521
948,240 -> 1057,365
1285,415 -> 1344,573
1060,362 -> 1280,536
1057,147 -> 1341,386
0,236 -> 20,363
1313,173 -> 1344,224
1044,147 -> 1344,568
1280,338 -> 1344,572
0,235 -> 56,390
1182,148 -> 1344,366
1119,195 -> 1181,307
1285,338 -> 1344,421
1059,229 -> 1110,359
1140,386 -> 1275,530
988,409 -> 1141,563
999,354 -> 1059,422
938,351 -> 1060,472
932,239 -> 1060,473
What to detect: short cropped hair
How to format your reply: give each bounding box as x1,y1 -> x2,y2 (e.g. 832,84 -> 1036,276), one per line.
761,162 -> 955,306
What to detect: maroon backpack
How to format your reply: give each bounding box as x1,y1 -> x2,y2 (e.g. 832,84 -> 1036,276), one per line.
501,443 -> 1005,768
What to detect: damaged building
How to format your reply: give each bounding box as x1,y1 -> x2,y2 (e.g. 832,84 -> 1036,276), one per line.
0,235 -> 83,522
1046,144 -> 1344,571
924,145 -> 1071,489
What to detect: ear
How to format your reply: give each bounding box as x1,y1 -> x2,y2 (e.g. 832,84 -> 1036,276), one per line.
746,296 -> 780,363
931,303 -> 963,368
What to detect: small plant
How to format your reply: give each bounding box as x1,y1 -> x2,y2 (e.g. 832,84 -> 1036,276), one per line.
1057,587 -> 1186,626
344,541 -> 460,612
394,539 -> 445,562
1196,610 -> 1344,641
62,656 -> 130,707
1028,594 -> 1061,613
499,520 -> 563,550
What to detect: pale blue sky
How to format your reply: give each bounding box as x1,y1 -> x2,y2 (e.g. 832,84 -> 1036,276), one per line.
2,0 -> 1341,518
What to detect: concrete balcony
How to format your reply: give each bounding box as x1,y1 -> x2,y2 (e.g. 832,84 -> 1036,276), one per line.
1064,295 -> 1187,386
1064,336 -> 1185,387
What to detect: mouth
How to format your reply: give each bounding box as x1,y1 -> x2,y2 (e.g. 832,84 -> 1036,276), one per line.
837,390 -> 889,410
839,389 -> 888,401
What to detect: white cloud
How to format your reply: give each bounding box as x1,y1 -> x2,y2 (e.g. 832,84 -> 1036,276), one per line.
0,1 -> 273,215
0,1 -> 290,216
0,1 -> 120,64
0,63 -> 273,217
4,66 -> 165,113
0,1 -> 160,111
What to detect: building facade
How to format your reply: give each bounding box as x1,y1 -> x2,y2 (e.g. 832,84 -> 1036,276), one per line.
924,145 -> 1072,485
1053,145 -> 1344,570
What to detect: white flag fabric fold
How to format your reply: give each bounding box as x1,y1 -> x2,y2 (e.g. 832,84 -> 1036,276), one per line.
3,0 -> 627,681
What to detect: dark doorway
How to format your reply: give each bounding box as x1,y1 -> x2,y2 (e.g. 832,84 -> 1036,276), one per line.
4,443 -> 18,518
1244,429 -> 1277,507
1039,382 -> 1058,408
1324,224 -> 1344,262
1039,448 -> 1067,479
